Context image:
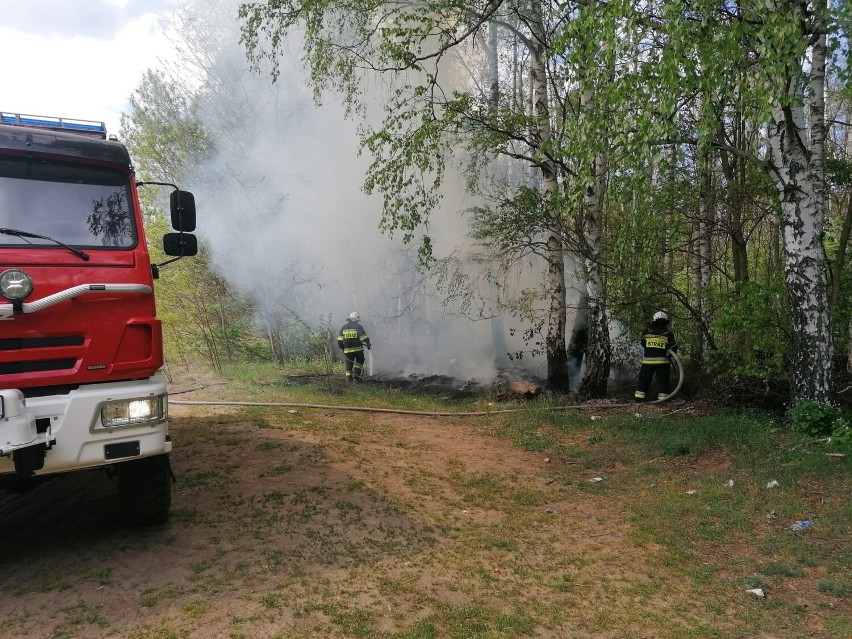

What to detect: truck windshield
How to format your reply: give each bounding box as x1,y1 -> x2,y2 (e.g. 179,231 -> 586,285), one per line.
0,156 -> 137,248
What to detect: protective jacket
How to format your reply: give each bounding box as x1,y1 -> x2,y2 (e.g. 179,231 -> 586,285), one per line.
640,325 -> 676,364
337,320 -> 371,354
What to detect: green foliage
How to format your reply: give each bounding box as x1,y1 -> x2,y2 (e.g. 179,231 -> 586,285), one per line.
120,69 -> 211,184
833,421 -> 852,448
226,0 -> 852,403
706,281 -> 790,384
788,401 -> 851,439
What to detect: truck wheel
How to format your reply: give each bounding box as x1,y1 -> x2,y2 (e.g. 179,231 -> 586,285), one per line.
116,454 -> 172,525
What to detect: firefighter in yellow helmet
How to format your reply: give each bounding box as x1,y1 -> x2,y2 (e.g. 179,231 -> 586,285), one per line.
634,311 -> 677,401
337,311 -> 371,382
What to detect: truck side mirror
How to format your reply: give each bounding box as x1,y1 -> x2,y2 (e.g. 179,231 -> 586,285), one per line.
163,232 -> 198,257
169,190 -> 196,232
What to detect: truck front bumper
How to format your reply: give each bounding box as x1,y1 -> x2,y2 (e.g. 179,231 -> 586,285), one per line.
0,373 -> 171,476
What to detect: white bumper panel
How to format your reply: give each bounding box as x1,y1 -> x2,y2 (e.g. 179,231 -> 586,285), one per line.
0,372 -> 171,475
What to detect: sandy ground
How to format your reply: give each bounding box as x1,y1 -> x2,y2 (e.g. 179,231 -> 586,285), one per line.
0,379 -> 846,638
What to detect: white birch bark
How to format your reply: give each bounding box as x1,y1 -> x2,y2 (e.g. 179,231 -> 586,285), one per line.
573,11 -> 612,398
529,0 -> 568,391
766,88 -> 833,402
578,82 -> 610,398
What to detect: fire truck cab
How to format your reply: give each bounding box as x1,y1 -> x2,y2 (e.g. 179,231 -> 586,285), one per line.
0,112 -> 196,524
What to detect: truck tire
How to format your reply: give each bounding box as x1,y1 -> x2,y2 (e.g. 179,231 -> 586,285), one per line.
116,454 -> 172,525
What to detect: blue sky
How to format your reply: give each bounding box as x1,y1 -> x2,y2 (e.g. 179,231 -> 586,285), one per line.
0,0 -> 179,135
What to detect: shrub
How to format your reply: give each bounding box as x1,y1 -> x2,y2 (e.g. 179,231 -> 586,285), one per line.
788,400 -> 850,438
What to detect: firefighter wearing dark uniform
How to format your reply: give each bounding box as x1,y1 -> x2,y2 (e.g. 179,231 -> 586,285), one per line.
337,311 -> 371,382
635,311 -> 677,401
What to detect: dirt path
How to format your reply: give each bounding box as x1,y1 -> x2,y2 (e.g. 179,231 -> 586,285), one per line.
0,402 -> 757,638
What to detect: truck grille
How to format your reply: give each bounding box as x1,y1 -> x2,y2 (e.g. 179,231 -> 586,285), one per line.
0,336 -> 85,350
0,359 -> 77,374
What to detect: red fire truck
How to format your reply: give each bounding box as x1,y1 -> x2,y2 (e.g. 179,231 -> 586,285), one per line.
0,112 -> 197,524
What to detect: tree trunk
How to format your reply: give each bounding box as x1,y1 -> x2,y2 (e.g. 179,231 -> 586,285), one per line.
691,148 -> 714,366
577,69 -> 610,399
486,20 -> 509,371
528,0 -> 569,392
830,195 -> 852,310
216,279 -> 232,362
767,96 -> 833,403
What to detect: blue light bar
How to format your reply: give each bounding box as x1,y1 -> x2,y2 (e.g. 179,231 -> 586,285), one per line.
1,111 -> 107,138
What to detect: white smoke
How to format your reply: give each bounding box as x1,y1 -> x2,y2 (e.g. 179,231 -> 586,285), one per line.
165,0 -> 556,382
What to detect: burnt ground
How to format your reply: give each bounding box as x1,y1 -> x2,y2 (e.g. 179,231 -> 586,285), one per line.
0,373 -> 848,639
278,371 -> 514,399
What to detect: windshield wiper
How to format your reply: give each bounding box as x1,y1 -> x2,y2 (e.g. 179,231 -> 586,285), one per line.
0,227 -> 90,261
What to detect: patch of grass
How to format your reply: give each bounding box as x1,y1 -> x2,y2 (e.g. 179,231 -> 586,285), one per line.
264,549 -> 285,567
684,563 -> 721,584
181,600 -> 209,618
631,485 -> 754,557
394,618 -> 440,639
483,538 -> 518,552
823,613 -> 852,637
760,562 -> 804,578
140,584 -> 184,608
257,441 -> 283,451
511,489 -> 544,506
449,470 -> 509,503
180,468 -> 226,488
741,575 -> 768,590
58,602 -> 109,628
84,566 -> 113,586
816,580 -> 851,597
260,463 -> 293,477
309,604 -> 375,638
127,627 -> 182,639
9,572 -> 72,595
435,603 -> 534,638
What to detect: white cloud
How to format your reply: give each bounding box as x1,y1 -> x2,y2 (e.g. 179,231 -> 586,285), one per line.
0,2 -> 179,136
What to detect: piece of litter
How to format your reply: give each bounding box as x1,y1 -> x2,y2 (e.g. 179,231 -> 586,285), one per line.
746,588 -> 765,598
544,457 -> 551,463
686,490 -> 697,495
544,508 -> 555,514
826,452 -> 846,458
287,410 -> 298,414
766,510 -> 777,521
589,477 -> 605,483
789,520 -> 814,533
590,415 -> 601,421
634,412 -> 643,419
766,480 -> 779,489
724,479 -> 735,488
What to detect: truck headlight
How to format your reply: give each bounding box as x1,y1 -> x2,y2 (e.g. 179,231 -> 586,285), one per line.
0,269 -> 33,301
98,395 -> 166,429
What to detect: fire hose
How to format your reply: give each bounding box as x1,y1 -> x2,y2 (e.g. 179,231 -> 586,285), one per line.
170,351 -> 684,417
